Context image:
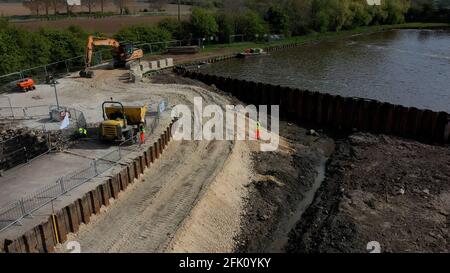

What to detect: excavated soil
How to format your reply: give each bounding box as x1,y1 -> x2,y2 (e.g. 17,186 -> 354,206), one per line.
235,123 -> 335,253
152,73 -> 450,253
287,133 -> 450,253
18,71 -> 447,253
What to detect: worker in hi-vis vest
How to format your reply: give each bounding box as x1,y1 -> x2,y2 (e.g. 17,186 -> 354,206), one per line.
256,121 -> 261,140
78,127 -> 87,138
139,124 -> 146,145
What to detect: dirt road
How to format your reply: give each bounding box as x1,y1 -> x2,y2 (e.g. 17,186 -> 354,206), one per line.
50,71 -> 242,252
62,138 -> 232,252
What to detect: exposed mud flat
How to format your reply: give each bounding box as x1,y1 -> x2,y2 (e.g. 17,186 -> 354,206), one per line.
287,133 -> 450,253
235,122 -> 335,253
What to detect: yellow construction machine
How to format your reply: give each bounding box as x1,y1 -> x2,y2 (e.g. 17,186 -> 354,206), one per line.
80,35 -> 144,78
99,101 -> 147,142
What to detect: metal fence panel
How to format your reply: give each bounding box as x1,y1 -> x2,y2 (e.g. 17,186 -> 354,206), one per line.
0,202 -> 22,226
0,100 -> 166,233
0,73 -> 23,93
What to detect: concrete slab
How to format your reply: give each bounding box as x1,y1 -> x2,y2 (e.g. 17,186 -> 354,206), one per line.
0,112 -> 173,243
0,152 -> 90,207
150,61 -> 158,70
67,140 -> 118,160
166,58 -> 174,67
158,59 -> 167,69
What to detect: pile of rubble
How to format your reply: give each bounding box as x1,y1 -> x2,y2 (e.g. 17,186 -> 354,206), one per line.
0,127 -> 68,172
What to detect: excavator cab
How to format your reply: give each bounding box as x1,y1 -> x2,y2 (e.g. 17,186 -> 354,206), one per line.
115,44 -> 143,68
123,44 -> 135,55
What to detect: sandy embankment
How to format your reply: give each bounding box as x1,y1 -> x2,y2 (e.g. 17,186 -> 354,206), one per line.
167,141 -> 252,252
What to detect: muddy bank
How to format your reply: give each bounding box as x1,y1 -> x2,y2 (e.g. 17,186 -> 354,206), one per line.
149,73 -> 339,253
149,73 -> 450,253
235,122 -> 335,253
287,133 -> 450,253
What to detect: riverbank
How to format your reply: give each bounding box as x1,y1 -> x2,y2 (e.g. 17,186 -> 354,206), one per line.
170,66 -> 449,253
233,127 -> 450,253
286,133 -> 450,253
143,25 -> 450,253
235,122 -> 335,253
200,22 -> 450,55
144,22 -> 450,68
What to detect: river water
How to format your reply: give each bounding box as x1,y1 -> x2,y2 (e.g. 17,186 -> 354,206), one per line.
200,29 -> 450,113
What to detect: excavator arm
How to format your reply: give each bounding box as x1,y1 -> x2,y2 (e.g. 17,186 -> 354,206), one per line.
85,35 -> 121,68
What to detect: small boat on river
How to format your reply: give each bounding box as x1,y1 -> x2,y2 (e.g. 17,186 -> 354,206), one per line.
237,48 -> 266,58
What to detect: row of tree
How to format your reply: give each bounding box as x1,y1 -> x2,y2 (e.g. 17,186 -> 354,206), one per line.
152,0 -> 413,42
235,0 -> 413,35
1,0 -> 448,75
0,19 -> 86,75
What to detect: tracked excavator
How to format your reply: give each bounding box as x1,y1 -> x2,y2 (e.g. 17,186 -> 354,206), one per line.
79,35 -> 144,78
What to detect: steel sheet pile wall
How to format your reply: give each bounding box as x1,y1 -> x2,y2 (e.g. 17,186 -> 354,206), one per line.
1,120 -> 176,253
184,71 -> 450,143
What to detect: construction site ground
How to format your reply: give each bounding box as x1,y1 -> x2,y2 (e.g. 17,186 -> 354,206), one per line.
1,64 -> 449,253
0,66 -> 257,252
286,134 -> 450,253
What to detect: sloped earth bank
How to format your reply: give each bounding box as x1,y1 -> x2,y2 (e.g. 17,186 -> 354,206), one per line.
53,73 -> 448,253
154,73 -> 450,253
151,73 -> 338,252
235,122 -> 335,252
167,140 -> 252,252
286,133 -> 450,253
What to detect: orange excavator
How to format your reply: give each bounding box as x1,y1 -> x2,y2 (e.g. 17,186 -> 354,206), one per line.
79,35 -> 144,78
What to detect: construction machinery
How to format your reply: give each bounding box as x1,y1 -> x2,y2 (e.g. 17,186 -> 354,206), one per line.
80,35 -> 144,78
99,101 -> 147,142
16,78 -> 36,92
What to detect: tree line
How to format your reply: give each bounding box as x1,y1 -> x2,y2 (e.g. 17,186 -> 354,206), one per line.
156,0 -> 414,42
1,0 -> 449,76
0,20 -> 87,75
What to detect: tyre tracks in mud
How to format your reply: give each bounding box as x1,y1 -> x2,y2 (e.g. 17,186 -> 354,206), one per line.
68,138 -> 232,252
58,77 -> 235,253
